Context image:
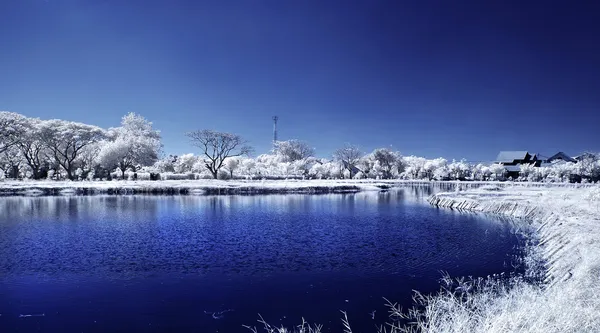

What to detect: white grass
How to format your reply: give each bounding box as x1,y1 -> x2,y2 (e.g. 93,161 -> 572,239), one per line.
422,186 -> 600,332
243,314 -> 324,333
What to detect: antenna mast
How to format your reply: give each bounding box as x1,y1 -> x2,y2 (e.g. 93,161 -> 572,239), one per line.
272,116 -> 278,147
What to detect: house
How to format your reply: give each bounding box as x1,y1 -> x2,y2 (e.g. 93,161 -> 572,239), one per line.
503,165 -> 522,179
495,151 -> 540,166
546,152 -> 576,163
341,160 -> 361,178
574,152 -> 596,162
538,152 -> 577,168
495,151 -> 540,179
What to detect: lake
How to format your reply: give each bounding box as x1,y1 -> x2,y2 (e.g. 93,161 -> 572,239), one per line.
0,187 -> 524,332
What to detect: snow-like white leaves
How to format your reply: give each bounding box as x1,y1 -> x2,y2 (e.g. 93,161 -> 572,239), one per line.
98,113 -> 162,178
0,111 -> 28,154
40,119 -> 106,179
333,144 -> 362,178
0,111 -> 164,180
273,140 -> 314,162
2,112 -> 600,183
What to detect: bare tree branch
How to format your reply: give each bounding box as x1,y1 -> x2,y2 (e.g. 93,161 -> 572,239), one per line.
40,120 -> 106,180
186,130 -> 253,179
333,144 -> 362,179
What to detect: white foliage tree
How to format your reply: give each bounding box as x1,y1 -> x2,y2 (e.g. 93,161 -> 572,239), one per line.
224,157 -> 241,179
0,146 -> 24,179
432,165 -> 450,180
447,159 -> 470,180
15,118 -> 49,179
239,158 -> 257,178
273,140 -> 314,162
576,153 -> 600,181
357,154 -> 377,178
472,163 -> 492,181
547,161 -> 577,182
333,144 -> 362,179
292,156 -> 317,178
0,111 -> 28,154
174,153 -> 197,174
489,164 -> 506,181
308,162 -> 325,179
402,156 -> 427,179
424,158 -> 448,180
98,113 -> 162,179
371,148 -> 401,179
519,163 -> 537,181
152,155 -> 177,173
41,119 -> 106,180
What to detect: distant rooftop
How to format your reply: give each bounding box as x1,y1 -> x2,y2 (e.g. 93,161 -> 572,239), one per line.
504,165 -> 522,172
547,152 -> 576,163
496,151 -> 529,163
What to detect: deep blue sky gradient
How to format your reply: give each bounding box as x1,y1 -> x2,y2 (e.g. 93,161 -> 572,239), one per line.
1,0 -> 599,161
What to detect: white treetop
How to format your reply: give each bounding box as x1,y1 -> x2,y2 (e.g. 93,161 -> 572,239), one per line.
0,111 -> 28,154
41,119 -> 106,180
273,139 -> 314,162
98,113 -> 162,178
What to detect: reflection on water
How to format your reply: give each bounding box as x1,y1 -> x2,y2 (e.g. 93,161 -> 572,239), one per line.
0,185 -> 448,219
0,186 -> 523,332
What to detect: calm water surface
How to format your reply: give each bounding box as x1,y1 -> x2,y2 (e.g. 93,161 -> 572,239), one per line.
0,188 -> 523,332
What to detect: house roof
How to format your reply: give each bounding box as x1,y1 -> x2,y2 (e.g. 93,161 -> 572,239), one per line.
575,153 -> 597,161
504,165 -> 522,172
547,152 -> 576,163
536,154 -> 550,161
496,151 -> 529,163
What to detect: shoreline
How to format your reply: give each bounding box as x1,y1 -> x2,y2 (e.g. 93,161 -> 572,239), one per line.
0,179 -> 395,196
424,185 -> 600,332
0,179 -> 595,197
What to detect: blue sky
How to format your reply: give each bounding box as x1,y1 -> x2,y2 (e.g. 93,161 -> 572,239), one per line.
1,0 -> 599,162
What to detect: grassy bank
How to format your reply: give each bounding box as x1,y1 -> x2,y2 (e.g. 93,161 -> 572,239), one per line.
418,186 -> 600,332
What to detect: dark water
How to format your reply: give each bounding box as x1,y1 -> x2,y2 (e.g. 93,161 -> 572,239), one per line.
0,188 -> 523,332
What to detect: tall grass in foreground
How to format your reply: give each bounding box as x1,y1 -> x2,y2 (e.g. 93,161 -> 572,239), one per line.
245,272 -> 600,333
243,314 -> 323,333
242,274 -> 527,333
245,239 -> 600,333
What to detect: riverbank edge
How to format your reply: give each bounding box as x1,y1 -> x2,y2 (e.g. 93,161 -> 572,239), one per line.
0,179 -> 400,196
425,186 -> 600,332
0,179 -> 594,196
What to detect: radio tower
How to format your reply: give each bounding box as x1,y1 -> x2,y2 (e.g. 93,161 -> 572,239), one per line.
272,116 -> 278,148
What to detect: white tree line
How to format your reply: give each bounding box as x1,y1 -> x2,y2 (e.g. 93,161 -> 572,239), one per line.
0,111 -> 161,180
2,111 -> 600,183
150,149 -> 600,183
